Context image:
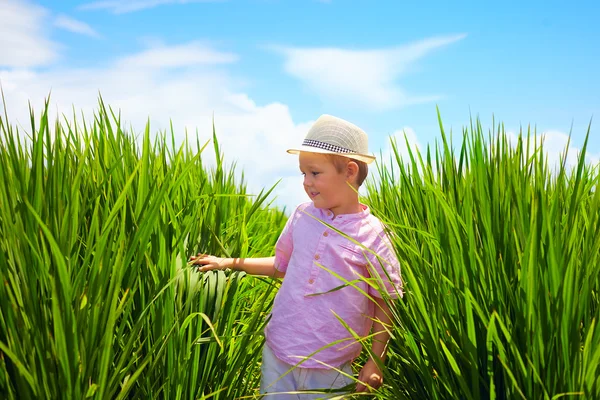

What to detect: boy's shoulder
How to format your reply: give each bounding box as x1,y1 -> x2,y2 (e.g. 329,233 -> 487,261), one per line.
288,202 -> 312,218
296,202 -> 313,213
362,211 -> 387,234
286,202 -> 314,224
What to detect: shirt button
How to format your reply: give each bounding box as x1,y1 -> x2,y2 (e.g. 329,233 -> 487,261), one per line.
323,232 -> 329,237
308,278 -> 314,284
314,254 -> 320,260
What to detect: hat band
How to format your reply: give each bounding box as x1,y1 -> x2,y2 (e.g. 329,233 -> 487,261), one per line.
303,139 -> 354,154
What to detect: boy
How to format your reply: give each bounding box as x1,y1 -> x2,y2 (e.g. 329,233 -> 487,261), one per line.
190,114 -> 403,399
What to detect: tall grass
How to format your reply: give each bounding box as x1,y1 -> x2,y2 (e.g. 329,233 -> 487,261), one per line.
366,112 -> 600,399
0,98 -> 286,399
2,97 -> 599,399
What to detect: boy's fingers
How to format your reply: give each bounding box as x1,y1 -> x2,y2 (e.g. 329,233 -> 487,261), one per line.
370,375 -> 382,388
355,372 -> 366,392
189,254 -> 210,262
196,265 -> 217,272
355,373 -> 381,393
355,382 -> 366,392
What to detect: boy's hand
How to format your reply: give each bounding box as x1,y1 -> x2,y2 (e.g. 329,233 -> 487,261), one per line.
188,254 -> 228,271
356,359 -> 383,392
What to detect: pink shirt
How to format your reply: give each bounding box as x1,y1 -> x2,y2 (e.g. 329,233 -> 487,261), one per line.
265,202 -> 403,369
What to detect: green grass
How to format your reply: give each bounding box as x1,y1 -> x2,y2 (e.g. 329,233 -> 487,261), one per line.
365,111 -> 600,399
0,98 -> 286,399
1,99 -> 598,399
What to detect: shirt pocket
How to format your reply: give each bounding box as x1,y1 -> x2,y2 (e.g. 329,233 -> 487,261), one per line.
338,241 -> 367,261
337,242 -> 370,280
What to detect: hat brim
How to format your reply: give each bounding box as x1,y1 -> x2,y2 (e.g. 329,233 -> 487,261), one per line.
287,146 -> 376,164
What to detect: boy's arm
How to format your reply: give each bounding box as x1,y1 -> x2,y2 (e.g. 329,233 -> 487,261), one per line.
356,297 -> 392,392
189,254 -> 284,278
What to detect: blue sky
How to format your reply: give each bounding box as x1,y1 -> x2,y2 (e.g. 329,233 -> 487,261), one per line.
1,0 -> 599,210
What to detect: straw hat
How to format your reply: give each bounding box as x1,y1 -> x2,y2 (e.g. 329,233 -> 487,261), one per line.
287,114 -> 376,164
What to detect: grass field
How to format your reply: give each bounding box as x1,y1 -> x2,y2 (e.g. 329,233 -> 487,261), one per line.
1,100 -> 598,399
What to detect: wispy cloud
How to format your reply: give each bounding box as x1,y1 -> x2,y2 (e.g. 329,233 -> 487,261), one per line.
374,127 -> 424,179
54,14 -> 101,38
274,34 -> 466,111
117,41 -> 238,69
79,0 -> 224,14
0,0 -> 58,67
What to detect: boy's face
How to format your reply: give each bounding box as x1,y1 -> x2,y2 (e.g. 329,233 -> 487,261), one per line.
299,152 -> 359,215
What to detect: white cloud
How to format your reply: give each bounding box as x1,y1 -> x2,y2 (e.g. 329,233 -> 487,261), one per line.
270,175 -> 308,212
371,127 -> 424,182
79,0 -> 224,14
54,14 -> 101,38
0,0 -> 58,67
117,42 -> 238,69
275,34 -> 466,111
382,127 -> 422,163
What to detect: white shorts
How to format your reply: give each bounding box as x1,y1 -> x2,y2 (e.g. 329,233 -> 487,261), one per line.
260,344 -> 354,399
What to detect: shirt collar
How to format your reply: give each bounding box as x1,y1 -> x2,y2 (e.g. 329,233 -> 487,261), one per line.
311,203 -> 370,222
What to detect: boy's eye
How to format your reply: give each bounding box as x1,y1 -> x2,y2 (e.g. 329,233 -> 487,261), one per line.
312,172 -> 320,176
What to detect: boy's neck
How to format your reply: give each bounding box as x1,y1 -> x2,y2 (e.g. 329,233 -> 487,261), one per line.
328,199 -> 362,217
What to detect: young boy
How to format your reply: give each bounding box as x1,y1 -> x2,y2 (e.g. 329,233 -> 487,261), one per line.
189,115 -> 403,399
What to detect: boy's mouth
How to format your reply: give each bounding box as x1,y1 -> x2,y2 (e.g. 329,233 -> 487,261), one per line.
309,191 -> 319,198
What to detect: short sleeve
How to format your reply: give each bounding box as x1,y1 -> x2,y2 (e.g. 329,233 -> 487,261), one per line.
366,229 -> 403,299
273,207 -> 298,273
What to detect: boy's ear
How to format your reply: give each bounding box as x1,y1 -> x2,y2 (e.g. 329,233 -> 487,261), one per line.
346,160 -> 359,184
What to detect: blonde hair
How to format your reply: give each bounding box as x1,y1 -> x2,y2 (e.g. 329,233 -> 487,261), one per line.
324,154 -> 369,187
